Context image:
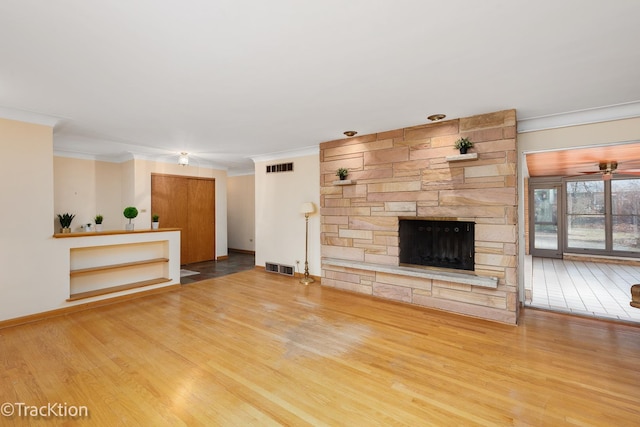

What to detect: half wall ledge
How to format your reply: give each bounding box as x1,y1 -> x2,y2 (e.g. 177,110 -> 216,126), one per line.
322,258 -> 498,289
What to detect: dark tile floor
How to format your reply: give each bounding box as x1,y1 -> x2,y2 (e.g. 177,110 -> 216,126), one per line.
180,252 -> 256,284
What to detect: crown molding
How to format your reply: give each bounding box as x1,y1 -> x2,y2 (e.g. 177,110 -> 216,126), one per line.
250,145 -> 319,163
0,106 -> 65,127
517,101 -> 640,133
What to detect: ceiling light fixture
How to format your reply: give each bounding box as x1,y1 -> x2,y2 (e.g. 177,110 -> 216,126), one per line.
343,131 -> 357,137
427,114 -> 446,121
178,152 -> 189,166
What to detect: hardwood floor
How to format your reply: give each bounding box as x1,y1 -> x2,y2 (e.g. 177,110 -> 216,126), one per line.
2,269 -> 640,425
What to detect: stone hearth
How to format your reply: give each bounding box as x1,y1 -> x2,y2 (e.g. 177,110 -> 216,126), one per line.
319,110 -> 518,324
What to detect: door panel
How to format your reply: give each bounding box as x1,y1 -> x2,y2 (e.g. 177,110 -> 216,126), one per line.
187,178 -> 215,263
151,174 -> 215,265
530,184 -> 562,258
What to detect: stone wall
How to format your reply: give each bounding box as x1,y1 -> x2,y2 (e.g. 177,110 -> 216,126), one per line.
319,110 -> 519,324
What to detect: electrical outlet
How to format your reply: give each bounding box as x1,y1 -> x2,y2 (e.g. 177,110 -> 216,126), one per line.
295,260 -> 300,265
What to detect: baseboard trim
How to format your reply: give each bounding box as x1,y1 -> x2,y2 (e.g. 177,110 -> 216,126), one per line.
0,284 -> 181,330
216,255 -> 229,261
228,248 -> 256,255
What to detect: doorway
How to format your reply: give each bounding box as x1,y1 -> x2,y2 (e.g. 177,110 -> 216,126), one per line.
529,182 -> 562,258
151,174 -> 216,265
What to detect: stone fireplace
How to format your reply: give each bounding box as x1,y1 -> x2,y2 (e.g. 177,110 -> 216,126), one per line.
399,219 -> 474,271
319,110 -> 518,324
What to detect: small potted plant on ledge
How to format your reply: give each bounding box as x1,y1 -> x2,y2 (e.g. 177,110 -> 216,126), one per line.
336,167 -> 349,180
123,206 -> 138,231
94,214 -> 104,232
454,137 -> 473,154
57,213 -> 75,233
151,213 -> 160,230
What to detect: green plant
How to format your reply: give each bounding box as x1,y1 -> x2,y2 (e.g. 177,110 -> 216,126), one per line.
57,213 -> 75,228
94,214 -> 103,224
152,213 -> 159,222
454,137 -> 473,149
336,168 -> 349,179
123,206 -> 139,224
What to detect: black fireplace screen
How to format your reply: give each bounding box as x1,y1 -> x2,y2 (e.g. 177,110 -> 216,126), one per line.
399,220 -> 474,271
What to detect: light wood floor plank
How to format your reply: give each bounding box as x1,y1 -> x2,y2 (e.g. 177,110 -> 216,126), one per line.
1,269 -> 640,425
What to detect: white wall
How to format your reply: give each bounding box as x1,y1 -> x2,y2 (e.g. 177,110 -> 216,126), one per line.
227,174 -> 255,252
0,118 -> 68,321
255,153 -> 320,276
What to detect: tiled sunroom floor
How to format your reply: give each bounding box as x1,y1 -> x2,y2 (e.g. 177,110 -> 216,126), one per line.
524,255 -> 640,323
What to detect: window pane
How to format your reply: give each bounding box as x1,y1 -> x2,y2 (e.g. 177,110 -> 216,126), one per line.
612,179 -> 640,215
567,215 -> 605,249
612,179 -> 640,253
612,215 -> 640,252
566,180 -> 604,214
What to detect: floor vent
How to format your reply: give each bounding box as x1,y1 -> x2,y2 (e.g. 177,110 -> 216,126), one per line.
265,262 -> 295,277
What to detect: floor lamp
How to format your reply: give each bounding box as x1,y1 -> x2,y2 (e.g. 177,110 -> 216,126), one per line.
300,202 -> 315,285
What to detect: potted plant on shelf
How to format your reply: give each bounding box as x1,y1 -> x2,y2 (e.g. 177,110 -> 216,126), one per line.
123,206 -> 138,231
151,213 -> 160,230
57,213 -> 75,233
454,137 -> 473,154
94,214 -> 104,232
336,167 -> 349,180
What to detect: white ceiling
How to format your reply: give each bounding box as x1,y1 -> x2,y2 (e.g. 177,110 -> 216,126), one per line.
1,0 -> 640,174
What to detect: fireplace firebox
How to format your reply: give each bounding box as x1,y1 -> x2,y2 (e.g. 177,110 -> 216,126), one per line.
399,219 -> 474,271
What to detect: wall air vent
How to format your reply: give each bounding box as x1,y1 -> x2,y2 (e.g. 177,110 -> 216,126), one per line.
265,262 -> 295,277
278,264 -> 294,276
266,162 -> 294,173
265,262 -> 279,273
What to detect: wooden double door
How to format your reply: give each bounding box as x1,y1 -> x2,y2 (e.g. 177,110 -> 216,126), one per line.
151,174 -> 215,265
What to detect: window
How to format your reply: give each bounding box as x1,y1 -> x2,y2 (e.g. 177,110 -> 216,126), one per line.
564,178 -> 640,256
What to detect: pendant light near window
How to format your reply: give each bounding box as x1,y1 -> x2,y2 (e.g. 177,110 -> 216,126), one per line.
178,152 -> 189,166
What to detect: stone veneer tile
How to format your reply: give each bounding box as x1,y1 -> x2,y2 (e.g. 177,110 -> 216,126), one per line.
476,253 -> 517,268
343,184 -> 368,199
349,216 -> 397,231
394,159 -> 431,172
322,215 -> 350,225
368,191 -> 438,203
475,224 -> 516,243
376,272 -> 432,291
364,253 -> 398,265
373,233 -> 398,246
324,278 -> 373,295
339,229 -> 373,239
368,180 -> 421,193
404,120 -> 459,140
323,139 -> 394,158
320,157 -> 363,174
321,245 -> 364,261
321,133 -> 377,150
364,147 -> 409,165
384,201 -> 417,212
459,110 -> 514,131
439,188 -> 516,207
373,283 -> 412,302
321,207 -> 371,216
432,286 -> 507,309
322,236 -> 352,246
464,163 -> 516,178
324,269 -> 362,284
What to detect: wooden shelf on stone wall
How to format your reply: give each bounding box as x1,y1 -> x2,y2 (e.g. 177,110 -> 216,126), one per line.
333,179 -> 356,186
446,152 -> 478,162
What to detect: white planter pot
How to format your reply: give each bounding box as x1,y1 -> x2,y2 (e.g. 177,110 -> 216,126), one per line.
95,224 -> 103,232
151,222 -> 159,230
125,223 -> 134,231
